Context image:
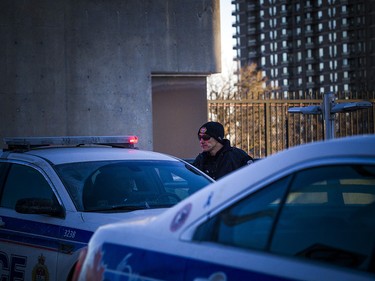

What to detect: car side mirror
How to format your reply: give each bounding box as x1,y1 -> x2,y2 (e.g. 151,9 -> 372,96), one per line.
15,198 -> 65,218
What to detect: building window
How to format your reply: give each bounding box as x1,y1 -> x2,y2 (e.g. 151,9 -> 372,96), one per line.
343,44 -> 348,54
261,57 -> 266,66
329,45 -> 337,57
332,32 -> 337,42
328,7 -> 336,17
297,52 -> 302,61
307,49 -> 312,59
282,53 -> 287,62
328,20 -> 336,30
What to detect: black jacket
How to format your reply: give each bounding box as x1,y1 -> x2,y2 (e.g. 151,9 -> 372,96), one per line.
192,139 -> 253,180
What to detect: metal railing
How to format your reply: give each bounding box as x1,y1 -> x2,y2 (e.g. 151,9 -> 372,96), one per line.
208,91 -> 375,159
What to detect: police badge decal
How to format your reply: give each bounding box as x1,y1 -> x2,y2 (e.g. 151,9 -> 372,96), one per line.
32,254 -> 49,281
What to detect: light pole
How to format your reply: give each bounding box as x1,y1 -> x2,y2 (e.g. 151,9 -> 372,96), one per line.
288,92 -> 372,140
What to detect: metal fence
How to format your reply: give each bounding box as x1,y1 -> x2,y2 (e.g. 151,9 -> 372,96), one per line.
208,91 -> 375,159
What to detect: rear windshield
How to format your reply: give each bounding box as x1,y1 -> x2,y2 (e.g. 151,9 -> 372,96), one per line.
55,160 -> 212,212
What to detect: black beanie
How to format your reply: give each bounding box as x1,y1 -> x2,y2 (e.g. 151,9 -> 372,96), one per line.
198,121 -> 224,143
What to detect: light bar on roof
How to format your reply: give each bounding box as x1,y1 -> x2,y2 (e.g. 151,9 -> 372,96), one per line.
3,136 -> 139,149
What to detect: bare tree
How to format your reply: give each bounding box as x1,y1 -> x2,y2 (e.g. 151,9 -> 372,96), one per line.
207,63 -> 274,157
237,63 -> 274,99
207,65 -> 237,100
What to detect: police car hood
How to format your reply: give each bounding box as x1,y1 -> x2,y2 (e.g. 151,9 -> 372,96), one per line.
80,208 -> 167,225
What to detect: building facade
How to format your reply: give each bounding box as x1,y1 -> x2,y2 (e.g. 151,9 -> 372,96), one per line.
232,0 -> 375,95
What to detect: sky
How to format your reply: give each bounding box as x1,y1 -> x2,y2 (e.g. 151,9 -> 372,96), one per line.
220,0 -> 235,73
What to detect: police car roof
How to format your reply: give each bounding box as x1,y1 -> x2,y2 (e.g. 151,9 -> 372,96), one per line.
23,147 -> 178,165
2,136 -> 179,165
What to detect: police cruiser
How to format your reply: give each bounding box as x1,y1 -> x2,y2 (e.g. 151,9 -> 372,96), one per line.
75,135 -> 375,281
0,136 -> 213,281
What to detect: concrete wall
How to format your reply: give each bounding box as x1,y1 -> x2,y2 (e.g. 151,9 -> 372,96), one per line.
0,0 -> 221,151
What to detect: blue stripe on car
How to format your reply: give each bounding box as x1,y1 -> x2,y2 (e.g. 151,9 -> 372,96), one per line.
100,242 -> 294,281
0,216 -> 91,253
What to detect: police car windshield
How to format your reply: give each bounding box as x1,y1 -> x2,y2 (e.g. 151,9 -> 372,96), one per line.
55,160 -> 212,212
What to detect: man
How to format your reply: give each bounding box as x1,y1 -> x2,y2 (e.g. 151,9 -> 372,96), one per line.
193,121 -> 253,180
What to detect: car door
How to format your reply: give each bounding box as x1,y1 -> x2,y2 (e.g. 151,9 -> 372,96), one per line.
186,163 -> 375,280
0,162 -> 63,281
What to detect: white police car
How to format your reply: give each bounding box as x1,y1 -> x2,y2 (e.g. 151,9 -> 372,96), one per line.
75,135 -> 375,281
0,136 -> 213,281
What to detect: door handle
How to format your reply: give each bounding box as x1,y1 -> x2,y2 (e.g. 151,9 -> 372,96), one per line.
0,217 -> 5,227
59,243 -> 74,254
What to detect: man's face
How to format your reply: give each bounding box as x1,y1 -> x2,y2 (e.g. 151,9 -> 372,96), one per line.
198,134 -> 221,155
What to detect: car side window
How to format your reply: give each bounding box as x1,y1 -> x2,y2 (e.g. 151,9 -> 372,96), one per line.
194,164 -> 375,273
0,164 -> 55,209
0,162 -> 7,188
271,164 -> 375,272
193,176 -> 291,250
